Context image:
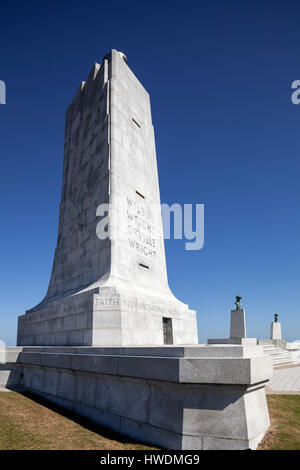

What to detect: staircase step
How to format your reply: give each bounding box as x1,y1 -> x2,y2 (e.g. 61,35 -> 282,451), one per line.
262,344 -> 294,366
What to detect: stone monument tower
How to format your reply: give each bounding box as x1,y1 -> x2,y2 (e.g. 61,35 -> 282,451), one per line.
17,50 -> 198,346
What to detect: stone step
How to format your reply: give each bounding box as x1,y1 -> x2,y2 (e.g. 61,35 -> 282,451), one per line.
267,350 -> 291,356
262,345 -> 294,366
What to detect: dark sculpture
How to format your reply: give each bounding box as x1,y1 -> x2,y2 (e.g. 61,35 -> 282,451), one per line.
274,313 -> 278,323
235,295 -> 242,310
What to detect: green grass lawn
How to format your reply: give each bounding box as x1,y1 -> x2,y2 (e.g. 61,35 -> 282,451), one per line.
258,394 -> 300,450
1,391 -> 300,450
0,391 -> 156,450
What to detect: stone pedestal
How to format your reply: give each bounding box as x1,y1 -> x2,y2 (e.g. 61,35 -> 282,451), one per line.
270,322 -> 282,340
230,309 -> 246,338
3,345 -> 272,450
208,308 -> 256,345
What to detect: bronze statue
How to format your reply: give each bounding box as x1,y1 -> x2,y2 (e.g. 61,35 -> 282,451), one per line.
274,313 -> 278,323
235,295 -> 242,310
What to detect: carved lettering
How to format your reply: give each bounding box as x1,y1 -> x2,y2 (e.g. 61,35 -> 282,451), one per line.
126,196 -> 157,260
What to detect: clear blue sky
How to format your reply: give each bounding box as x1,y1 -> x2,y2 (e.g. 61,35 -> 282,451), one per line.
0,1 -> 299,345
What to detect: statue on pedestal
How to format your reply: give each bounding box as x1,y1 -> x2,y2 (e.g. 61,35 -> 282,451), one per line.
235,295 -> 242,310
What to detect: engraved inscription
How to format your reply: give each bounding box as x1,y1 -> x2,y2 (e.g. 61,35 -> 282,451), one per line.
126,196 -> 157,260
94,295 -> 182,317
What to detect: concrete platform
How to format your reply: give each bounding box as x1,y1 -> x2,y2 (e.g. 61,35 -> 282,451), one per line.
0,345 -> 272,450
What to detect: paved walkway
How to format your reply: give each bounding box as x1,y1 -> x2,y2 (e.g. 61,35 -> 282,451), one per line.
267,363 -> 300,394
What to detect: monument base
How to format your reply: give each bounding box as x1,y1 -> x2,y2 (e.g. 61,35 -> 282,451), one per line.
258,338 -> 287,348
270,322 -> 282,340
230,309 -> 246,338
17,286 -> 198,346
208,306 -> 254,347
3,345 -> 272,450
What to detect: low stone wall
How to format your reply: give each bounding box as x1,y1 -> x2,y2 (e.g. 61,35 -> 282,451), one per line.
286,343 -> 300,363
2,346 -> 272,450
258,339 -> 287,348
0,348 -> 22,388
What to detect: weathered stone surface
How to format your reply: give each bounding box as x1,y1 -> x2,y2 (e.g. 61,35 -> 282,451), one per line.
17,50 -> 198,346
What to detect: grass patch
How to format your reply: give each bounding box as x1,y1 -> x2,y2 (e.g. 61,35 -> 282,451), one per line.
1,391 -> 300,450
0,392 -> 156,450
258,394 -> 300,450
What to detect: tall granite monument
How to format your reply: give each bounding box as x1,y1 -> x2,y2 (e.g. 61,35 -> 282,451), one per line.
9,52 -> 272,450
17,50 -> 198,346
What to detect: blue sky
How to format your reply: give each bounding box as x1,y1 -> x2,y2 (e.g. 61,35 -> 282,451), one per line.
0,0 -> 299,345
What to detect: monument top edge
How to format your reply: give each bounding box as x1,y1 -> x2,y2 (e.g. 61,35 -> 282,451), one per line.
102,50 -> 128,64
